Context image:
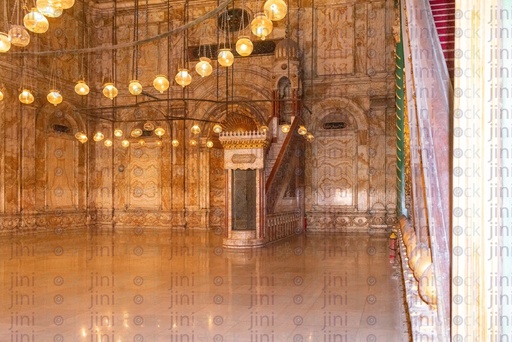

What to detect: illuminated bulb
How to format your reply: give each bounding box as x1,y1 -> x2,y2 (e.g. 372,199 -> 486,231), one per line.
251,13 -> 273,40
172,139 -> 179,147
153,75 -> 169,93
206,141 -> 214,148
154,127 -> 165,137
93,132 -> 105,142
114,129 -> 123,138
175,69 -> 192,88
131,128 -> 143,138
128,80 -> 143,95
217,49 -> 234,67
263,0 -> 288,21
61,0 -> 75,10
23,8 -> 49,34
104,139 -> 113,147
121,139 -> 130,148
102,83 -> 118,100
306,133 -> 314,142
0,89 -> 3,101
74,80 -> 89,95
36,0 -> 63,18
195,57 -> 213,77
190,124 -> 201,135
281,124 -> 290,133
156,140 -> 163,146
19,89 -> 34,104
139,139 -> 145,146
212,124 -> 223,134
260,125 -> 269,133
236,36 -> 253,57
47,89 -> 63,106
143,122 -> 155,131
8,25 -> 30,47
298,125 -> 307,135
0,32 -> 11,52
189,139 -> 197,146
74,132 -> 88,144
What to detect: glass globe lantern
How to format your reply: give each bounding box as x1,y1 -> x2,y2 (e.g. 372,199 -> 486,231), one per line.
128,80 -> 143,95
36,0 -> 63,18
23,8 -> 49,34
212,124 -> 222,134
190,124 -> 201,135
154,127 -> 165,138
102,83 -> 118,100
75,132 -> 88,144
61,0 -> 75,10
153,75 -> 169,93
9,25 -> 30,47
19,89 -> 34,104
114,129 -> 123,138
195,57 -> 213,78
298,125 -> 307,135
172,139 -> 179,147
121,139 -> 130,148
260,125 -> 269,133
306,133 -> 315,142
281,124 -> 290,133
131,128 -> 143,138
47,89 -> 63,106
74,80 -> 89,95
251,13 -> 273,40
264,0 -> 288,21
189,139 -> 197,146
93,132 -> 105,142
104,139 -> 113,147
236,36 -> 253,57
206,140 -> 214,148
175,69 -> 192,88
0,32 -> 11,52
143,121 -> 155,131
217,49 -> 234,67
0,89 -> 4,101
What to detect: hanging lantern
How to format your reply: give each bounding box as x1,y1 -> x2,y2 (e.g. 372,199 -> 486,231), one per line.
236,36 -> 253,57
212,124 -> 223,134
128,80 -> 142,95
138,139 -> 145,146
156,140 -> 163,146
74,80 -> 89,95
251,13 -> 273,40
206,141 -> 214,148
217,49 -> 234,67
74,132 -> 88,144
175,69 -> 192,88
195,57 -> 213,78
281,124 -> 290,133
102,83 -> 118,100
36,0 -> 63,18
260,125 -> 269,133
8,25 -> 30,48
61,0 -> 75,10
298,125 -> 307,135
131,128 -> 143,138
143,122 -> 155,131
93,132 -> 105,142
263,0 -> 288,21
190,124 -> 201,135
47,89 -> 63,106
154,127 -> 165,137
104,139 -> 113,147
0,32 -> 11,53
0,89 -> 3,101
189,139 -> 197,146
306,133 -> 314,142
153,75 -> 169,93
23,8 -> 49,34
172,139 -> 179,147
19,89 -> 34,104
121,139 -> 130,148
114,129 -> 123,138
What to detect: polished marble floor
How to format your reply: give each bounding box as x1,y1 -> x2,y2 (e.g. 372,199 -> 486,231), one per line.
0,228 -> 405,341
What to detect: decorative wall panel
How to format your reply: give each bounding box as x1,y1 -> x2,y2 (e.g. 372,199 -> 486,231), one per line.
46,137 -> 77,209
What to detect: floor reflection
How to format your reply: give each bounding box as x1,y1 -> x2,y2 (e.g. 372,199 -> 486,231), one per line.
0,228 -> 404,341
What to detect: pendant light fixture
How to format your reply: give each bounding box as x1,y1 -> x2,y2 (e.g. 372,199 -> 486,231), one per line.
236,36 -> 253,57
251,12 -> 273,40
103,83 -> 118,100
8,25 -> 30,47
128,80 -> 143,95
0,88 -> 4,101
36,0 -> 63,18
23,8 -> 49,34
263,0 -> 287,21
47,89 -> 63,106
218,48 -> 234,67
175,69 -> 192,88
19,89 -> 34,104
74,80 -> 89,95
195,57 -> 213,78
0,33 -> 11,53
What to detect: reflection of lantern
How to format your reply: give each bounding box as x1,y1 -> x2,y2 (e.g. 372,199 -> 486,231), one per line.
172,139 -> 179,147
9,25 -> 31,47
0,32 -> 12,53
104,139 -> 113,147
217,49 -> 234,67
154,127 -> 165,137
128,80 -> 143,95
191,124 -> 201,135
93,132 -> 105,142
195,57 -> 213,77
74,80 -> 89,95
103,83 -> 118,100
251,13 -> 273,40
47,89 -> 63,106
114,129 -> 123,138
213,124 -> 223,134
236,36 -> 253,57
281,124 -> 290,133
19,89 -> 34,104
175,69 -> 192,87
153,75 -> 169,93
263,0 -> 288,21
23,8 -> 49,34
